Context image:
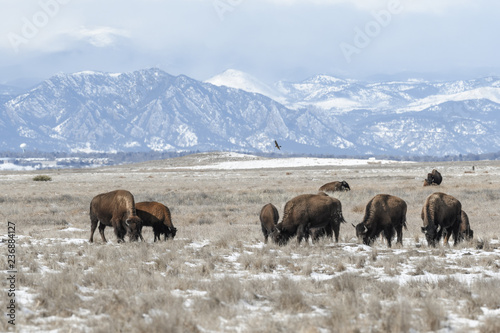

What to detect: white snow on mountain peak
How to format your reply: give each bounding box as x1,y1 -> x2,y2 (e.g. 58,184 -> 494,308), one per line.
205,69 -> 283,101
3,68 -> 500,156
401,87 -> 500,113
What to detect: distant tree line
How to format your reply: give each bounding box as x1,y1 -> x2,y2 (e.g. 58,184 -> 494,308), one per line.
253,151 -> 500,162
1,150 -> 499,165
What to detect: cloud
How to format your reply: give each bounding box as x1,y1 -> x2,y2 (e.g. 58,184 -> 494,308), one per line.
0,0 -> 498,84
71,26 -> 130,47
261,0 -> 471,13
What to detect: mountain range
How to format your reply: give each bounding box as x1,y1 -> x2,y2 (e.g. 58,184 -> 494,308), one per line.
1,68 -> 500,156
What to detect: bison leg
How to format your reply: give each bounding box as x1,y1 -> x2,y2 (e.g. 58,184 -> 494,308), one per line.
324,223 -> 333,239
296,224 -> 307,245
450,224 -> 461,246
112,219 -> 126,243
261,225 -> 268,244
332,224 -> 340,243
452,229 -> 460,246
384,228 -> 395,248
442,228 -> 452,246
98,222 -> 107,243
395,225 -> 403,246
89,216 -> 99,243
138,227 -> 145,242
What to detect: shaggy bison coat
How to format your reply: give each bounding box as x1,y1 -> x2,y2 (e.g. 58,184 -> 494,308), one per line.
272,193 -> 345,246
89,189 -> 142,243
319,180 -> 351,192
354,194 -> 407,247
421,192 -> 462,247
136,201 -> 177,242
259,203 -> 279,244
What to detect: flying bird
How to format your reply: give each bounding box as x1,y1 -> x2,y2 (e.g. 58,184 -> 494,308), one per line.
274,140 -> 281,150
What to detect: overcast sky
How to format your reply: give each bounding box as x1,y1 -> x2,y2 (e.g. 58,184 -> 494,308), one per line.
1,0 -> 499,86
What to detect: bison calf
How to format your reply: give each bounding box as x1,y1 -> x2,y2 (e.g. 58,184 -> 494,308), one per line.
260,203 -> 279,244
89,189 -> 142,243
458,210 -> 474,242
136,201 -> 177,242
353,194 -> 407,248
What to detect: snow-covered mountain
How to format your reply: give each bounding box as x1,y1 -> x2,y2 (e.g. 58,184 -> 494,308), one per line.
206,69 -> 284,103
1,68 -> 500,156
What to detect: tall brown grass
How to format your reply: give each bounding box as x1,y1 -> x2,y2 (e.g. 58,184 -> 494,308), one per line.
2,156 -> 500,332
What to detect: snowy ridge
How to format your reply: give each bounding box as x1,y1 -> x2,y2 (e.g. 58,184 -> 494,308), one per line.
206,69 -> 284,102
1,68 -> 500,156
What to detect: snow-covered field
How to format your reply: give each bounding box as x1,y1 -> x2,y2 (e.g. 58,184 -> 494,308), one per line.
1,152 -> 500,332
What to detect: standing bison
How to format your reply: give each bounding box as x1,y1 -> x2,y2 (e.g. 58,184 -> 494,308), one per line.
421,192 -> 462,247
424,169 -> 442,186
89,189 -> 142,243
272,193 -> 345,246
353,194 -> 407,247
319,180 -> 351,192
136,201 -> 177,242
259,203 -> 279,244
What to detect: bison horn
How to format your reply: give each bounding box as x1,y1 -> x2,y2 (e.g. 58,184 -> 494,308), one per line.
351,223 -> 356,228
125,219 -> 130,227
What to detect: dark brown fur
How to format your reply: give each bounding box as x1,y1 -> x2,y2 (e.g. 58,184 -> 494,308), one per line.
457,210 -> 473,242
259,203 -> 279,244
353,194 -> 407,247
272,194 -> 345,246
319,180 -> 350,192
310,196 -> 346,242
421,192 -> 462,247
425,169 -> 442,186
89,189 -> 142,243
136,201 -> 177,242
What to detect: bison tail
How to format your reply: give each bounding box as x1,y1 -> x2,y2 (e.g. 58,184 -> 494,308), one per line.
402,217 -> 408,230
339,211 -> 346,224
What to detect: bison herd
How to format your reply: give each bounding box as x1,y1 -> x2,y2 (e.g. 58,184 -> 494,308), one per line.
89,189 -> 176,243
261,172 -> 474,248
89,169 -> 474,248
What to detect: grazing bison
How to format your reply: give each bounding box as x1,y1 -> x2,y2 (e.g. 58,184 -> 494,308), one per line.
458,210 -> 474,242
421,192 -> 462,247
353,194 -> 407,247
260,203 -> 279,244
136,201 -> 177,242
89,189 -> 142,243
272,193 -> 345,246
319,180 -> 351,192
424,169 -> 442,186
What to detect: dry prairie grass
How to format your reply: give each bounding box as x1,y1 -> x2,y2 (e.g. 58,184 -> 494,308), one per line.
1,154 -> 500,332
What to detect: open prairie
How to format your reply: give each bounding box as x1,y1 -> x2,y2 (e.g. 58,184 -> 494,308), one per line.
1,152 -> 500,333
